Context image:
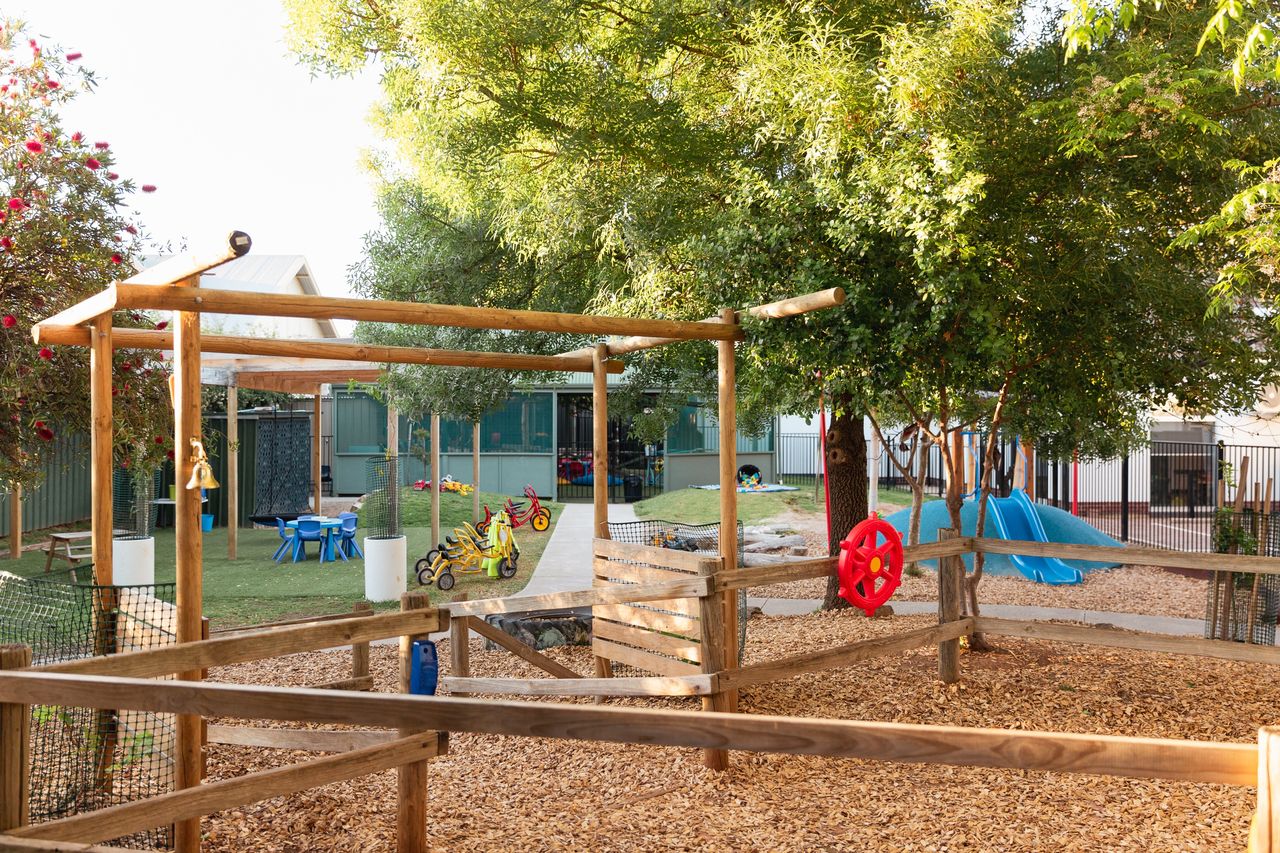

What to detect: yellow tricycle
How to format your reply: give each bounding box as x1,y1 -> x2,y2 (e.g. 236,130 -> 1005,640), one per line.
415,510 -> 519,591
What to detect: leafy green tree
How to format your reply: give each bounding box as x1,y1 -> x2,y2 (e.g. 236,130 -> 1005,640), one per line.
0,21 -> 172,498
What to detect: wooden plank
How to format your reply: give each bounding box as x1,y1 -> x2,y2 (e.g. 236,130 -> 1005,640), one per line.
9,732 -> 443,846
972,537 -> 1280,574
0,836 -> 140,852
717,306 -> 740,721
0,671 -> 1257,786
28,287 -> 118,336
89,316 -> 113,584
307,675 -> 375,692
938,529 -> 962,684
1254,726 -> 1280,852
114,284 -> 741,342
120,230 -> 251,286
593,619 -> 701,664
714,538 -> 974,591
719,620 -> 974,691
0,646 -> 31,832
210,608 -> 373,637
592,638 -> 702,677
445,577 -> 710,617
593,538 -> 721,572
226,382 -> 238,560
398,592 -> 432,853
592,603 -> 699,636
975,618 -> 1280,664
593,557 -> 696,584
610,595 -> 702,618
351,602 -> 372,681
32,325 -> 622,375
205,725 -> 395,752
465,618 -> 582,679
38,609 -> 443,679
444,675 -> 715,697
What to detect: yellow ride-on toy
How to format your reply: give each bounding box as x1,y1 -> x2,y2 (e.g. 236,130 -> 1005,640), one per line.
415,510 -> 520,591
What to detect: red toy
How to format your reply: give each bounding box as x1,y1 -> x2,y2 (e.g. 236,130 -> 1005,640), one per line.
477,484 -> 551,534
837,513 -> 905,616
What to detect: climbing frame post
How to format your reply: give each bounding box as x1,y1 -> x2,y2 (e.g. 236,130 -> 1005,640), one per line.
430,414 -> 441,550
397,591 -> 432,852
591,344 -> 613,681
226,381 -> 238,560
717,308 -> 740,713
0,644 -> 31,832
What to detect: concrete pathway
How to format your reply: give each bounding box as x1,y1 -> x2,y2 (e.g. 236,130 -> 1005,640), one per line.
516,502 -> 637,598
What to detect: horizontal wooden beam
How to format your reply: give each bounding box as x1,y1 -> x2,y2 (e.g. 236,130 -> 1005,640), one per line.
718,620 -> 974,690
29,288 -> 118,340
593,538 -> 722,572
0,836 -> 141,852
9,730 -> 443,845
121,230 -> 251,286
972,537 -> 1280,575
464,616 -> 582,679
113,284 -> 741,342
205,724 -> 395,752
444,675 -> 716,696
714,539 -> 973,591
35,609 -> 444,679
210,608 -> 373,636
234,370 -> 380,393
307,674 -> 375,692
445,576 -> 711,617
0,671 -> 1256,786
558,287 -> 846,359
975,617 -> 1280,664
31,325 -> 625,374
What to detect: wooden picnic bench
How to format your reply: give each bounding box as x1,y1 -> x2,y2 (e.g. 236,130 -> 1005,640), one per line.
43,529 -> 129,572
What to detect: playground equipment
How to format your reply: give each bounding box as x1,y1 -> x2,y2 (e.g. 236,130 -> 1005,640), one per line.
837,513 -> 906,615
476,484 -> 550,534
412,475 -> 473,496
415,510 -> 519,590
986,488 -> 1085,584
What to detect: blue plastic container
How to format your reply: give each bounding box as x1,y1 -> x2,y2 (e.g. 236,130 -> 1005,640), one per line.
408,639 -> 439,695
200,513 -> 214,532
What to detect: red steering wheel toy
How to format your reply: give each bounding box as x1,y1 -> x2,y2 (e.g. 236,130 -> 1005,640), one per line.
837,513 -> 905,616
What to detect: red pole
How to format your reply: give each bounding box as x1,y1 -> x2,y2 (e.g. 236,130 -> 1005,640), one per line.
1072,448 -> 1079,516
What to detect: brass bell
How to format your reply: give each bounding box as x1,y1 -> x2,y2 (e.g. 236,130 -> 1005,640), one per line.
185,439 -> 219,490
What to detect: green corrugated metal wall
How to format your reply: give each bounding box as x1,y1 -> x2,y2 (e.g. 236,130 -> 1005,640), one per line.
0,434 -> 93,536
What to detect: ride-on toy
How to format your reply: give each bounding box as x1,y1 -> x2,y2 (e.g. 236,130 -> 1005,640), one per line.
416,510 -> 520,590
477,484 -> 550,534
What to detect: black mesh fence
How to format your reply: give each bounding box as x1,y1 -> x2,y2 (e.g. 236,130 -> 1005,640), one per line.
365,454 -> 402,539
1205,510 -> 1280,645
0,568 -> 176,847
605,519 -> 747,663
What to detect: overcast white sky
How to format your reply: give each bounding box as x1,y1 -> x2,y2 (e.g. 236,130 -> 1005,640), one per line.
20,1 -> 384,303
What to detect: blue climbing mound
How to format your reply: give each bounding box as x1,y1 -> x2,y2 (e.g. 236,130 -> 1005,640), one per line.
882,491 -> 1121,582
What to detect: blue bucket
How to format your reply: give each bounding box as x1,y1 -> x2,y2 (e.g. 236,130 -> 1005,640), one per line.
200,513 -> 214,532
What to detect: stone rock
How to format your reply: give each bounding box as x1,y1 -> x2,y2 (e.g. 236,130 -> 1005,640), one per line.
482,614 -> 592,651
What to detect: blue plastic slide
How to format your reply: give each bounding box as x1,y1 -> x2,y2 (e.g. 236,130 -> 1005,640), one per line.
987,489 -> 1085,585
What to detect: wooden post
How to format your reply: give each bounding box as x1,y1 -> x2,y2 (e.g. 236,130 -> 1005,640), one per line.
1254,726 -> 1280,853
937,528 -> 961,684
717,308 -> 739,714
90,314 -> 113,584
0,644 -> 31,832
173,275 -> 205,853
591,344 -> 613,681
397,591 -> 432,853
472,421 -> 481,526
313,391 -> 323,514
7,484 -> 19,560
430,414 -> 441,551
352,601 -> 373,683
226,381 -> 238,560
450,594 -> 471,679
697,557 -> 729,771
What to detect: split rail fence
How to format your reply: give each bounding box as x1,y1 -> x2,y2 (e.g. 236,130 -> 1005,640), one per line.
3,536 -> 1280,851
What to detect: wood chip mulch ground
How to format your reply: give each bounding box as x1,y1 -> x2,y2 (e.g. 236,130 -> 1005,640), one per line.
199,611 -> 1270,852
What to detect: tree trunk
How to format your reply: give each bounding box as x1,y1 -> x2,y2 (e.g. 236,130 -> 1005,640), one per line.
822,402 -> 867,610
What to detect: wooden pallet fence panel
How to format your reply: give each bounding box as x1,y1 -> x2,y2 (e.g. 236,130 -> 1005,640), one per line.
718,620 -> 974,691
591,638 -> 703,677
37,609 -> 444,679
205,725 -> 395,752
1254,727 -> 1280,853
0,672 -> 1257,786
443,675 -> 715,697
592,557 -> 697,585
8,731 -> 444,845
592,603 -> 699,636
593,619 -> 702,664
975,618 -> 1280,665
446,577 -> 710,617
592,539 -> 720,572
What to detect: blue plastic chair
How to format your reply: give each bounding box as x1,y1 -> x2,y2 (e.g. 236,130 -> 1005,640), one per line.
338,514 -> 362,559
272,518 -> 294,563
292,518 -> 327,563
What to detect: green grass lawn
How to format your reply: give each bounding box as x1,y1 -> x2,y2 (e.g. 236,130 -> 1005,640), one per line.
634,487 -> 820,525
1,489 -> 562,629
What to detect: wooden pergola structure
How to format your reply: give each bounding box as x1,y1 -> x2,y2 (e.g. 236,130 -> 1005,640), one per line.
26,231 -> 843,844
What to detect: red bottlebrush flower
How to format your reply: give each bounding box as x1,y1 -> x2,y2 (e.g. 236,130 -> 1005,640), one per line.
110,253 -> 122,265
154,320 -> 168,330
94,141 -> 109,150
141,184 -> 156,193
86,157 -> 102,170
166,449 -> 175,460
66,52 -> 82,61
154,435 -> 164,445
45,79 -> 58,90
33,420 -> 44,428
8,198 -> 25,210
0,212 -> 6,222
36,427 -> 53,441
24,140 -> 42,153
106,172 -> 118,181
120,361 -> 132,372
71,131 -> 83,143
125,224 -> 138,235
37,346 -> 52,360
2,315 -> 15,328
0,237 -> 13,251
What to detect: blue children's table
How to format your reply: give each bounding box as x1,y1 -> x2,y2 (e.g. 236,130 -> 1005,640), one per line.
285,517 -> 344,562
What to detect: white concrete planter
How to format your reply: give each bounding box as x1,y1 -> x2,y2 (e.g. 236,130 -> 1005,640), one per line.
112,536 -> 155,586
364,535 -> 407,602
